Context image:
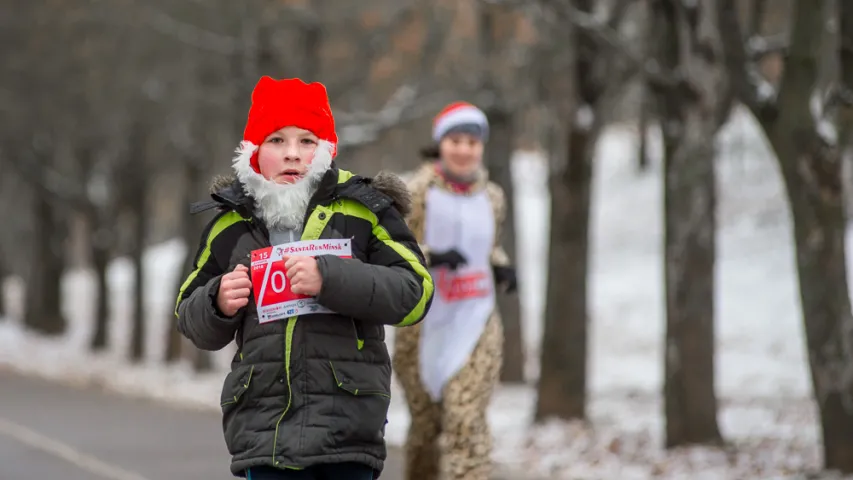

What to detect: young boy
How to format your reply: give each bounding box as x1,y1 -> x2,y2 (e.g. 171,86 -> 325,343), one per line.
175,76 -> 433,480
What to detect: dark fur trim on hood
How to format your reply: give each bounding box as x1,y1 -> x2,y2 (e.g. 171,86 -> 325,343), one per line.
207,171 -> 412,217
210,174 -> 237,194
366,171 -> 412,217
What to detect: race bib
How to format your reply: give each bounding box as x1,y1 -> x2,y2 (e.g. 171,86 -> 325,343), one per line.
435,268 -> 491,302
250,239 -> 352,323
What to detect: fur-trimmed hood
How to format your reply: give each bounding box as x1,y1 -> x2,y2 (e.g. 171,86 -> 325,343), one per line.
358,170 -> 412,217
203,168 -> 412,218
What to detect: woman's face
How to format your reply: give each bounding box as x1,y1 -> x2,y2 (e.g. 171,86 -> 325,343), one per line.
439,133 -> 484,178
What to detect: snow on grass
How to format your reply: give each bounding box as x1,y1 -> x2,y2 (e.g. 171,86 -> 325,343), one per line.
0,106 -> 848,478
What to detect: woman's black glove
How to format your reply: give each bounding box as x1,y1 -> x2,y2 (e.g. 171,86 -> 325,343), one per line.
492,265 -> 518,293
429,249 -> 467,270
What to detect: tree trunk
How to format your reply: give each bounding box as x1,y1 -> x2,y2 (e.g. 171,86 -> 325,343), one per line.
193,345 -> 215,372
485,108 -> 526,384
166,242 -> 189,363
767,6 -> 853,465
535,123 -> 592,421
752,0 -> 853,470
190,214 -> 215,373
775,131 -> 853,472
652,0 -> 724,447
129,185 -> 147,362
660,123 -> 722,447
165,245 -> 189,363
89,240 -> 111,351
839,0 -> 853,218
535,0 -> 598,422
0,255 -> 7,318
476,0 -> 526,384
166,160 -> 204,363
170,160 -> 216,372
24,194 -> 66,335
637,85 -> 651,172
88,208 -> 113,352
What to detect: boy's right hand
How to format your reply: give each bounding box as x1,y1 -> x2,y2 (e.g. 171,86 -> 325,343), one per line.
216,264 -> 252,317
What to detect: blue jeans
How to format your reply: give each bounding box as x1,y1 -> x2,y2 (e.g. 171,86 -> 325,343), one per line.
246,463 -> 374,480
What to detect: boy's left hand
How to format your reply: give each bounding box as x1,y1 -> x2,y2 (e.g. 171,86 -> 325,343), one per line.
284,256 -> 323,296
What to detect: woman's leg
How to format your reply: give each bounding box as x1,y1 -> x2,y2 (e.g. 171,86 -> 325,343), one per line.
439,312 -> 503,480
393,323 -> 442,480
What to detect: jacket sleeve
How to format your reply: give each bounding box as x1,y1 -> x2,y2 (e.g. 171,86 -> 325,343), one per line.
315,206 -> 434,327
487,182 -> 512,267
175,211 -> 247,351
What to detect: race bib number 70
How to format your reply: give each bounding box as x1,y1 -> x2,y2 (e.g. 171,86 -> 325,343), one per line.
250,239 -> 352,324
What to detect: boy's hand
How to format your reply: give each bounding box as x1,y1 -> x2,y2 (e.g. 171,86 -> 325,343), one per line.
216,264 -> 252,317
285,256 -> 323,296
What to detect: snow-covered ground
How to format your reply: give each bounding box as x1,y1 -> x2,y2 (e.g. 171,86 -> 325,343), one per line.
0,106 -> 848,478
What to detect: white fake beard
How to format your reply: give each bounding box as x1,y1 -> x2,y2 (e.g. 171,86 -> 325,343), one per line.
232,140 -> 334,231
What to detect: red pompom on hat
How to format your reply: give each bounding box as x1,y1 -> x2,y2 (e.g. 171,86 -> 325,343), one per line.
241,76 -> 338,172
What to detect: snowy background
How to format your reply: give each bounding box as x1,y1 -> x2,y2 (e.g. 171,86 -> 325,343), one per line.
0,107 -> 847,479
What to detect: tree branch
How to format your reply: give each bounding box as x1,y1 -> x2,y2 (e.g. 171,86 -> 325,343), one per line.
0,143 -> 89,211
128,1 -> 322,56
336,87 -> 454,148
747,33 -> 789,60
495,0 -> 688,93
834,0 -> 853,151
775,0 -> 826,120
134,4 -> 240,55
334,3 -> 454,149
840,1 -> 853,108
608,0 -> 635,31
718,0 -> 778,125
748,0 -> 767,38
323,1 -> 421,100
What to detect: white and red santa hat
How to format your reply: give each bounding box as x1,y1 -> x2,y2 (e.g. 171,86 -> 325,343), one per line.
432,102 -> 489,143
237,76 -> 338,173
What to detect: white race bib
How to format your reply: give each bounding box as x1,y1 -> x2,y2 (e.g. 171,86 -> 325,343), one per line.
250,239 -> 352,323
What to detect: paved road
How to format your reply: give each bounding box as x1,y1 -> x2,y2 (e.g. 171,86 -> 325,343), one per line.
0,369 -> 406,480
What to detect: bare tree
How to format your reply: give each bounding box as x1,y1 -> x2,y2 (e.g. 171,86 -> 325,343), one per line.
636,91 -> 652,172
722,0 -> 853,469
165,100 -> 207,365
83,30 -> 141,353
477,1 -> 526,384
6,133 -> 72,336
637,16 -> 654,174
24,192 -> 68,335
650,0 -> 731,447
164,108 -> 210,365
0,3 -> 77,336
839,0 -> 853,214
533,0 -> 636,421
125,116 -> 152,363
164,143 -> 212,366
0,255 -> 6,318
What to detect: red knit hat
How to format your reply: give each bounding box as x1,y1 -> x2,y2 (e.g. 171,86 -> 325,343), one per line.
242,76 -> 338,172
432,101 -> 488,142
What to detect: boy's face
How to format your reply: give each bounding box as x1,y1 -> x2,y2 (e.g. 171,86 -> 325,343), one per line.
257,126 -> 319,184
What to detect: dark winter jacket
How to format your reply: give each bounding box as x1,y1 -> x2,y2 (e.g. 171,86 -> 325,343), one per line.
174,165 -> 433,477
